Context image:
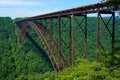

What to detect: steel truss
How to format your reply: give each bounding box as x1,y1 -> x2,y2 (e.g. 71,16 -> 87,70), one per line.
15,2 -> 117,71
96,11 -> 115,61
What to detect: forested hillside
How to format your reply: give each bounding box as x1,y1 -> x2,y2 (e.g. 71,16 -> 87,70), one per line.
0,17 -> 120,80
0,17 -> 52,80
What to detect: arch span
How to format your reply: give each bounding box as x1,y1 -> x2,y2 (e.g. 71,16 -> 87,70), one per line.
18,21 -> 68,71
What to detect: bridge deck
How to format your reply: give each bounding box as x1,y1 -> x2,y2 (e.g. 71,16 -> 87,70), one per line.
15,2 -> 115,23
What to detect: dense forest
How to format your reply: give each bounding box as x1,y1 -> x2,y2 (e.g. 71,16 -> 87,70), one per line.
0,17 -> 52,80
0,17 -> 120,80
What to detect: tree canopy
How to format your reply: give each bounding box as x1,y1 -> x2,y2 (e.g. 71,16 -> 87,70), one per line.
103,0 -> 120,10
102,0 -> 120,15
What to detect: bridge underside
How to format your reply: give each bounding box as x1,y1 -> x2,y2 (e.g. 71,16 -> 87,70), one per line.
15,2 -> 118,71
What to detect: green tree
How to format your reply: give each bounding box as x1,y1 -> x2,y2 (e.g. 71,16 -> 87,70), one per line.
103,0 -> 120,10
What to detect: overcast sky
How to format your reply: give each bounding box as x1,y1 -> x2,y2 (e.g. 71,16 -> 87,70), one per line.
0,0 -> 102,19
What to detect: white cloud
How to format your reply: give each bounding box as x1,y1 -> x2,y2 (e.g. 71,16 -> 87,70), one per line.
0,0 -> 43,6
0,8 -> 51,19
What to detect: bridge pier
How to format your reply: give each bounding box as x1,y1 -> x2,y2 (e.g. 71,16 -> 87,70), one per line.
96,10 -> 115,62
84,14 -> 87,59
74,14 -> 88,60
71,14 -> 74,65
96,7 -> 100,62
58,16 -> 61,68
112,12 -> 115,62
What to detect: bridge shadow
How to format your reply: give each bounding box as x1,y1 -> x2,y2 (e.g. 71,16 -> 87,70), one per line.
26,33 -> 52,66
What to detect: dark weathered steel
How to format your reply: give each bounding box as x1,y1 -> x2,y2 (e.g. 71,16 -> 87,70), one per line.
58,16 -> 61,68
18,21 -> 68,71
96,7 -> 100,62
23,21 -> 59,71
100,15 -> 113,37
69,16 -> 72,63
74,15 -> 88,59
96,12 -> 115,62
74,16 -> 85,34
84,15 -> 87,59
15,2 -> 117,71
15,2 -> 118,23
112,12 -> 115,61
49,18 -> 53,35
95,7 -> 115,62
71,14 -> 74,65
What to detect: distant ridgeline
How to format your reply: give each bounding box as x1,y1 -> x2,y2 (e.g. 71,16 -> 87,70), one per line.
0,17 -> 120,80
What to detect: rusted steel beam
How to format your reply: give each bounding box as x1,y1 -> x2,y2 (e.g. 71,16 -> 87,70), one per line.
74,15 -> 87,59
74,16 -> 85,34
15,2 -> 118,23
71,14 -> 74,65
112,12 -> 115,62
58,16 -> 61,67
69,16 -> 72,63
100,14 -> 113,37
21,21 -> 60,71
96,12 -> 115,62
49,18 -> 53,35
96,7 -> 100,62
15,1 -> 118,70
84,15 -> 87,59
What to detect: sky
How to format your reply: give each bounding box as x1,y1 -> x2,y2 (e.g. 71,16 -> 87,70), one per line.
0,0 -> 102,19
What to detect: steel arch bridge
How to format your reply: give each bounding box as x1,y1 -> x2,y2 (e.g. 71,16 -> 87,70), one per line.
15,2 -> 119,71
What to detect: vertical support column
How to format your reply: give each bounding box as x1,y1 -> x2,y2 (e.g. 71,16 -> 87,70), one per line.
51,18 -> 53,36
71,14 -> 74,65
58,16 -> 61,68
44,18 -> 47,28
41,18 -> 45,27
112,12 -> 115,61
69,16 -> 71,63
45,18 -> 49,29
42,18 -> 44,25
84,14 -> 87,59
49,18 -> 53,35
96,8 -> 100,61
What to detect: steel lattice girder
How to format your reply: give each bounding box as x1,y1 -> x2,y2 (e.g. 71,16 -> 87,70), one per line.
15,2 -> 119,23
15,1 -> 118,69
